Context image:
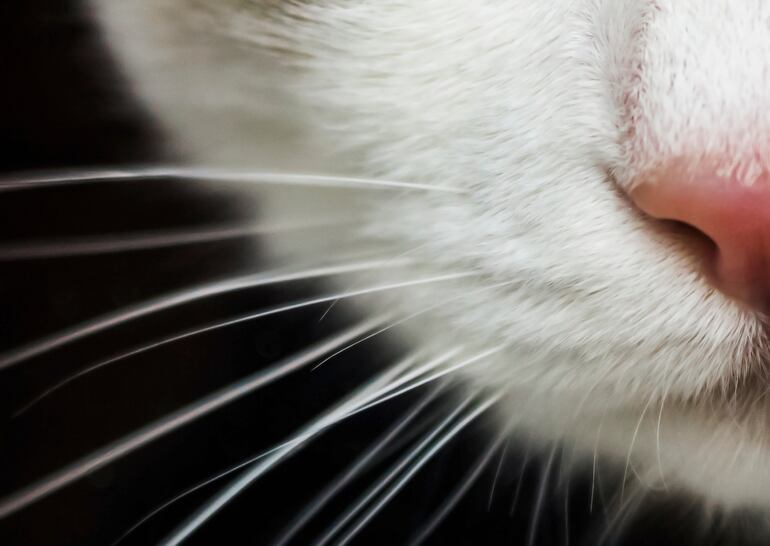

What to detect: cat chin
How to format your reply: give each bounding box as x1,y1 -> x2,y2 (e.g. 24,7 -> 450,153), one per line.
317,285 -> 770,512
495,386 -> 770,513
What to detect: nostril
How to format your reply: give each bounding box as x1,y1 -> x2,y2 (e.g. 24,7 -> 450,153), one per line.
660,219 -> 719,258
630,160 -> 770,310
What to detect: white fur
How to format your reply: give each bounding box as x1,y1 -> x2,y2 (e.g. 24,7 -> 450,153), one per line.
95,0 -> 770,512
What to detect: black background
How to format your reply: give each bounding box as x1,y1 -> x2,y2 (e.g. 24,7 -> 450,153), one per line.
0,2 -> 763,545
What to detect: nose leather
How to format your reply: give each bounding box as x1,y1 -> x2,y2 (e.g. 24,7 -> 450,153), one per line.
631,160 -> 770,310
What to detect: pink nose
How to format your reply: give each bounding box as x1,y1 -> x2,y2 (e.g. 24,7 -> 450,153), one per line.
631,161 -> 770,310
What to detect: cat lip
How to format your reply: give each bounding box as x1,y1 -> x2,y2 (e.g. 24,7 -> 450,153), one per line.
630,159 -> 770,313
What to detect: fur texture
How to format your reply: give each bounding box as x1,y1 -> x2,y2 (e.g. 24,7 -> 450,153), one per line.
95,0 -> 770,512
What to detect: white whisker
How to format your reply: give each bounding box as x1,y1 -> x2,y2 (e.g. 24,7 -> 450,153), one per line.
111,441 -> 291,546
335,391 -> 505,546
526,444 -> 558,546
315,395 -> 479,546
409,432 -> 508,545
596,487 -> 646,546
0,218 -> 351,261
349,347 -> 503,419
589,415 -> 606,515
157,347 -> 425,546
113,351 -> 426,545
274,386 -> 445,546
0,166 -> 465,194
563,461 -> 571,546
0,258 -> 413,370
0,319 -> 383,519
508,441 -> 532,517
488,437 -> 510,511
13,274 -> 472,416
309,279 -> 514,372
621,394 -> 655,501
655,386 -> 671,492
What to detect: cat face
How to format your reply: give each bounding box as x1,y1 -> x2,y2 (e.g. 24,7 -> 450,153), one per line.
95,0 -> 770,508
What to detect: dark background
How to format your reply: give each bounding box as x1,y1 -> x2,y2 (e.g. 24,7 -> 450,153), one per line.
0,2 -> 761,545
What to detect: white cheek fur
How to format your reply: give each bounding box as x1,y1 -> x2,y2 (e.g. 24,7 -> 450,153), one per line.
95,0 -> 770,512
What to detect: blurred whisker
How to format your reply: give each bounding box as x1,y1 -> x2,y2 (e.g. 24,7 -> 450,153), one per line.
0,319 -> 384,519
621,394 -> 655,501
409,432 -> 508,545
0,218 -> 352,261
488,437 -> 510,511
527,444 -> 559,546
509,443 -> 532,517
0,258 -> 413,370
0,166 -> 465,194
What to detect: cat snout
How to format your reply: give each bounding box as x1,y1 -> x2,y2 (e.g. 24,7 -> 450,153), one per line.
631,158 -> 770,311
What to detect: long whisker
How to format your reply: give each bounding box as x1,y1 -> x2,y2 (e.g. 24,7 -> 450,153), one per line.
621,394 -> 655,501
348,346 -> 503,419
157,347 -> 427,546
596,486 -> 646,546
335,391 -> 505,546
527,444 -> 558,546
488,437 -> 510,511
0,319 -> 384,519
315,395 -> 480,546
112,351 -> 427,546
0,258 -> 413,370
0,218 -> 351,261
655,385 -> 671,492
409,432 -> 508,545
112,441 -> 292,546
312,277 -> 518,373
508,441 -> 532,517
13,273 -> 472,416
273,386 -> 445,546
0,166 -> 466,194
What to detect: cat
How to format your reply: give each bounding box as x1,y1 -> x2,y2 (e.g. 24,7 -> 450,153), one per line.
4,1 -> 770,544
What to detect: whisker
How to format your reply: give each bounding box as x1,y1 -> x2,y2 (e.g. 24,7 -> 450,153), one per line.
526,444 -> 558,546
111,441 -> 292,546
589,415 -> 606,515
315,395 -> 480,546
0,218 -> 351,261
311,277 -> 519,373
655,385 -> 671,492
596,486 -> 646,546
157,347 -> 426,546
273,386 -> 445,546
0,166 -> 466,194
409,432 -> 508,545
13,275 -> 474,416
0,319 -> 384,519
488,437 -> 510,511
0,258 -> 414,370
113,351 -> 426,546
563,459 -> 571,546
508,441 -> 532,517
621,394 -> 655,501
334,391 -> 505,546
348,347 -> 503,419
